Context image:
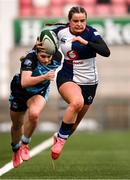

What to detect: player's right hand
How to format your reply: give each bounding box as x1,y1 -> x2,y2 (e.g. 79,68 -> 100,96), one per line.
36,37 -> 45,52
44,70 -> 55,81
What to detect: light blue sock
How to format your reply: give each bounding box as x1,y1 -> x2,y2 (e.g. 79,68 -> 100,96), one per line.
21,135 -> 31,144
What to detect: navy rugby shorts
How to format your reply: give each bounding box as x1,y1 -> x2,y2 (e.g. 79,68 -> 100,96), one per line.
56,71 -> 98,105
9,76 -> 49,112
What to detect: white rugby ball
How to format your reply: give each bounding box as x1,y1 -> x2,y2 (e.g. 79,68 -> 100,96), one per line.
39,30 -> 59,55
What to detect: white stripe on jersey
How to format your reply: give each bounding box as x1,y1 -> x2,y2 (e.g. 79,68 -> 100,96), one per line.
73,58 -> 98,85
57,27 -> 75,60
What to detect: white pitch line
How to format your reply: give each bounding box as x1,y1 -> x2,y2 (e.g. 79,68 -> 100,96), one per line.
0,136 -> 53,177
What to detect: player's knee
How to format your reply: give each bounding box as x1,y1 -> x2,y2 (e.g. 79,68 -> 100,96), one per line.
29,111 -> 39,124
71,99 -> 84,112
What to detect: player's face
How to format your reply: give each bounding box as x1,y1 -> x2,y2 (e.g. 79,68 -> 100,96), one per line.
69,13 -> 87,35
37,51 -> 52,65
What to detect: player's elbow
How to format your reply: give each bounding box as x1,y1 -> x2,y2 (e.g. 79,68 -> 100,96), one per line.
102,48 -> 111,57
105,49 -> 111,57
21,80 -> 29,88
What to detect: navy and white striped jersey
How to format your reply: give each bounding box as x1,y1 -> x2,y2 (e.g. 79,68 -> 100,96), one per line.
52,25 -> 103,85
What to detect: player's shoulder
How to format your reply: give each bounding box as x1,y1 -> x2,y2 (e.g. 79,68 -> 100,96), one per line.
86,25 -> 97,32
21,49 -> 37,67
50,23 -> 68,34
21,49 -> 36,61
86,25 -> 101,37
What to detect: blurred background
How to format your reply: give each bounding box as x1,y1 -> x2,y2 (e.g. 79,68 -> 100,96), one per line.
0,0 -> 130,132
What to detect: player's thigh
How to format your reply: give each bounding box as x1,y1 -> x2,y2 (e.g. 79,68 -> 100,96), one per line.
59,82 -> 84,104
27,95 -> 46,114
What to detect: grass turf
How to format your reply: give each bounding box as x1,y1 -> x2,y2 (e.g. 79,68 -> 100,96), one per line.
1,131 -> 130,179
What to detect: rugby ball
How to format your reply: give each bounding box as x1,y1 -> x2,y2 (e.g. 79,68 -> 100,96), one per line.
39,30 -> 59,55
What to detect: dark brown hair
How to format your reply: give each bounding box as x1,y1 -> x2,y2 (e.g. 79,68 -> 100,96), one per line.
68,6 -> 87,21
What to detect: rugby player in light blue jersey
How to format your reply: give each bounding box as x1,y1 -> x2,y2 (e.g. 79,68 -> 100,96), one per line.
9,37 -> 62,168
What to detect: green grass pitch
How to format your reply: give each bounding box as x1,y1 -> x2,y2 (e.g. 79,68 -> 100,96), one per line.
1,131 -> 130,179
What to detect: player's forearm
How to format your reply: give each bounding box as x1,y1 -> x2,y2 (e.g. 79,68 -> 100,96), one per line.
21,75 -> 47,88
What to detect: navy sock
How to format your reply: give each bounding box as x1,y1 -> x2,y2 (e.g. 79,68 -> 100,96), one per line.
58,121 -> 74,139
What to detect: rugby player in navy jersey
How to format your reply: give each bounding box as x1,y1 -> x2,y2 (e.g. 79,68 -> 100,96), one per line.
9,38 -> 62,168
45,6 -> 111,160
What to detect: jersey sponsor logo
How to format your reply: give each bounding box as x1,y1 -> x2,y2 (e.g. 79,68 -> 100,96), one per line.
67,60 -> 83,65
67,50 -> 79,60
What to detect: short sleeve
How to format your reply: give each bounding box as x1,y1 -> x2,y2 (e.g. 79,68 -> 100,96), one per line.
21,52 -> 36,71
